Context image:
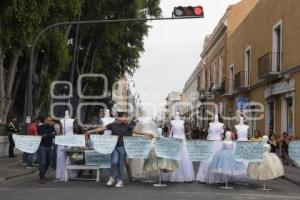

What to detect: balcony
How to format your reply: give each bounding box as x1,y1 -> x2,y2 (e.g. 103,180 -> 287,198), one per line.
221,79 -> 233,98
258,52 -> 282,79
234,71 -> 250,90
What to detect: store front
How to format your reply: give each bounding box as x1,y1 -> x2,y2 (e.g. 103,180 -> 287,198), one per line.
264,79 -> 295,136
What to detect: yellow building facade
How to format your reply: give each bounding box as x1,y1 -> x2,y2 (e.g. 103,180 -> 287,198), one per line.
225,0 -> 300,138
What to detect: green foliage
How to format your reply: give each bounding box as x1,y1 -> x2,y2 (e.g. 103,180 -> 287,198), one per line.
0,0 -> 161,117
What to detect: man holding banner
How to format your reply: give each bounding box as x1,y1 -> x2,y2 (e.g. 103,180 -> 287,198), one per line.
86,112 -> 153,188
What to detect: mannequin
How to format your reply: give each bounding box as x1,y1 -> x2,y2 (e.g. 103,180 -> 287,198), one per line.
208,131 -> 246,187
101,109 -> 115,135
235,117 -> 249,141
196,114 -> 224,182
207,114 -> 224,140
131,114 -> 159,180
247,135 -> 284,189
162,112 -> 195,182
60,110 -> 74,136
56,110 -> 75,181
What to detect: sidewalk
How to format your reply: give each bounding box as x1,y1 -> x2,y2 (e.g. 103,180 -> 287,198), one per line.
0,155 -> 37,181
282,166 -> 300,186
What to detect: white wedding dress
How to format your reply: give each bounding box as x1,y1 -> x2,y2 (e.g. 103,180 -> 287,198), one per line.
196,122 -> 224,183
56,118 -> 76,180
162,120 -> 195,182
232,124 -> 250,182
130,117 -> 159,180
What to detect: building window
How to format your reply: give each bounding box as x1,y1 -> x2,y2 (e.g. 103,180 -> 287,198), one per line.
229,64 -> 234,93
281,94 -> 294,135
272,20 -> 282,72
219,56 -> 224,85
286,97 -> 293,134
269,101 -> 275,134
245,46 -> 251,86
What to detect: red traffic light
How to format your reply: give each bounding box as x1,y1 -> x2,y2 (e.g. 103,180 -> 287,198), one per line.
194,6 -> 203,16
173,6 -> 204,18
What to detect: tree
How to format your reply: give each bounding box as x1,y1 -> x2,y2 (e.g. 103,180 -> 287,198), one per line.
0,0 -> 161,123
74,0 -> 161,122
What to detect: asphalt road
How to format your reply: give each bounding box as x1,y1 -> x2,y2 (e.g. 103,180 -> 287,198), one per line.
1,171 -> 300,200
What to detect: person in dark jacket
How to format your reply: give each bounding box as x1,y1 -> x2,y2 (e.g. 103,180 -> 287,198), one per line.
37,116 -> 56,184
7,116 -> 20,158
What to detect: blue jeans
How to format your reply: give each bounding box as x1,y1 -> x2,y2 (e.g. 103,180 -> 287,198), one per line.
26,153 -> 33,167
110,146 -> 126,181
39,146 -> 51,178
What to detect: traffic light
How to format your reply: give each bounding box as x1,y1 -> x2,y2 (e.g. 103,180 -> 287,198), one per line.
173,6 -> 204,18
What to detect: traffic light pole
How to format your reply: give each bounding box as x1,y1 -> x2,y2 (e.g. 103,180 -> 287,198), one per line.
26,16 -> 203,120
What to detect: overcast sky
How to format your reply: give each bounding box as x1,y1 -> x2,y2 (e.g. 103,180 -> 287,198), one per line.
133,0 -> 241,117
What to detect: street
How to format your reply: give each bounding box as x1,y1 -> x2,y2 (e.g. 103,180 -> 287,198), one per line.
1,171 -> 300,200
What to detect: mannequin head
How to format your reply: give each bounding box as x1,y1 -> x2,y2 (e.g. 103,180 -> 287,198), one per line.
225,131 -> 232,141
214,114 -> 219,123
239,117 -> 244,125
174,112 -> 180,121
64,110 -> 70,119
263,135 -> 269,143
104,109 -> 110,118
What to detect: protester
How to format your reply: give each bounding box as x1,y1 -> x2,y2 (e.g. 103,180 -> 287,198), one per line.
251,130 -> 263,141
184,121 -> 192,139
162,125 -> 169,137
191,127 -> 201,139
37,116 -> 56,184
268,133 -> 279,154
25,117 -> 38,168
86,112 -> 153,188
280,132 -> 294,167
7,115 -> 20,158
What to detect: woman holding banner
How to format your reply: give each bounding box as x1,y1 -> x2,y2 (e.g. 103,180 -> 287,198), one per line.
86,112 -> 153,188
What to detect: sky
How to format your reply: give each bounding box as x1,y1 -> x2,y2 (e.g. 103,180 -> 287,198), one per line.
132,0 -> 241,117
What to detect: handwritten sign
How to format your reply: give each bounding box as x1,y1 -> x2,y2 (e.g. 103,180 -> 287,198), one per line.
289,141 -> 300,162
90,135 -> 118,154
84,150 -> 111,168
124,136 -> 152,158
235,141 -> 264,162
55,135 -> 86,147
13,134 -> 41,153
155,137 -> 182,160
186,140 -> 214,161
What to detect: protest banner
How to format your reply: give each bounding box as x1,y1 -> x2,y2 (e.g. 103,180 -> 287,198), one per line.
155,137 -> 182,160
90,135 -> 118,154
235,141 -> 264,162
124,136 -> 152,158
186,140 -> 214,161
55,135 -> 86,147
13,134 -> 42,153
84,150 -> 111,168
289,141 -> 300,162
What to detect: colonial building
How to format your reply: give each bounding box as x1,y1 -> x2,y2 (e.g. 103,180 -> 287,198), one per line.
197,0 -> 259,131
112,76 -> 142,119
164,91 -> 181,121
181,62 -> 201,127
226,0 -> 300,138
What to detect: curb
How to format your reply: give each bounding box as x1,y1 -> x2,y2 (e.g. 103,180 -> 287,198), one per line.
0,169 -> 37,182
281,176 -> 300,187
